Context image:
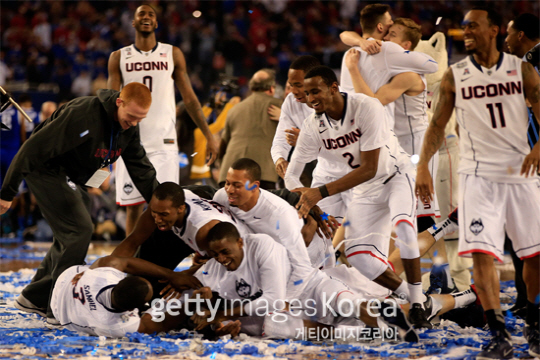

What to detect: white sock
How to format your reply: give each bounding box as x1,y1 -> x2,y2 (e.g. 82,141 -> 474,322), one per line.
452,288 -> 477,309
394,281 -> 410,302
408,282 -> 426,307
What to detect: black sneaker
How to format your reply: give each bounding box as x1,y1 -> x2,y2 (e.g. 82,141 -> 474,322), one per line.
423,295 -> 442,323
379,300 -> 419,343
524,325 -> 540,357
477,331 -> 513,359
426,264 -> 457,295
408,303 -> 433,329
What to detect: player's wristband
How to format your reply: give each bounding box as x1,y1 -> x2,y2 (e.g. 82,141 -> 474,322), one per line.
318,185 -> 329,199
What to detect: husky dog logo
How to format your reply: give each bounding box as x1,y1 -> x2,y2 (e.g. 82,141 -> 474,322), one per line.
236,279 -> 252,298
470,218 -> 484,235
123,182 -> 134,195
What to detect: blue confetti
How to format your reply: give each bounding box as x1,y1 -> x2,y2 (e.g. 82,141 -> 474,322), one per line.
248,10 -> 253,13
294,279 -> 303,286
202,271 -> 208,275
432,224 -> 437,230
321,212 -> 329,221
80,130 -> 89,137
343,220 -> 350,227
434,250 -> 438,258
276,220 -> 280,230
210,352 -> 217,359
245,181 -> 257,191
535,293 -> 540,305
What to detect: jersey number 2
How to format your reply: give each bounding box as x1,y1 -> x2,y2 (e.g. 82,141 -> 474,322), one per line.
486,103 -> 506,128
342,152 -> 360,169
143,76 -> 153,92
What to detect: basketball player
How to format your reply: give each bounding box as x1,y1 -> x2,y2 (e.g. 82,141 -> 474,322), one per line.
273,56 -> 354,225
108,4 -> 218,235
342,18 -> 441,226
213,158 -> 333,278
112,182 -> 251,266
285,66 -> 431,328
416,8 -> 540,358
50,255 -> 201,337
190,222 -> 419,342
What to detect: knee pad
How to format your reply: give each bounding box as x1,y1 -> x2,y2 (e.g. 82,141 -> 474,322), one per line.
346,250 -> 388,281
395,222 -> 420,259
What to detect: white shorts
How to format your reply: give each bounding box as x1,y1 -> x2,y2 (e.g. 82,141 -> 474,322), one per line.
436,136 -> 460,239
344,171 -> 417,265
116,150 -> 179,206
398,131 -> 440,218
458,174 -> 540,262
312,174 -> 353,222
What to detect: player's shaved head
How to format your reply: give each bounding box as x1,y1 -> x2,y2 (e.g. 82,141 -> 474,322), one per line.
231,158 -> 262,183
290,55 -> 321,73
153,182 -> 185,208
120,82 -> 152,109
304,66 -> 339,87
207,222 -> 241,244
112,276 -> 152,311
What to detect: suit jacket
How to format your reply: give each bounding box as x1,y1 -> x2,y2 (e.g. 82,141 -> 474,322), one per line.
219,92 -> 283,183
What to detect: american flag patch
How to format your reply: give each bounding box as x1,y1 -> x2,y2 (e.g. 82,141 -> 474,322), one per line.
507,70 -> 517,76
160,53 -> 167,57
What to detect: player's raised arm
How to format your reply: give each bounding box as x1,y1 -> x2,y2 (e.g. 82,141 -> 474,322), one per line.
172,46 -> 218,165
416,67 -> 455,202
107,50 -> 122,91
521,61 -> 540,177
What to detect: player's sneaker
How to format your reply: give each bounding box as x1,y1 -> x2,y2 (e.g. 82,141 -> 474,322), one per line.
408,303 -> 433,329
423,295 -> 442,323
524,325 -> 540,357
379,300 -> 419,343
426,264 -> 457,295
476,331 -> 513,359
15,294 -> 46,318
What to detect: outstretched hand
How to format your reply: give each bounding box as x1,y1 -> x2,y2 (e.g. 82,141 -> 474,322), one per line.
292,187 -> 322,219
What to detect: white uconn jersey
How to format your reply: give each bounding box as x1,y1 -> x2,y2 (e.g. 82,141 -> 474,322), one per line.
120,43 -> 176,153
172,190 -> 250,255
293,93 -> 410,197
51,266 -> 140,337
394,75 -> 429,138
452,54 -> 535,183
195,234 -> 292,315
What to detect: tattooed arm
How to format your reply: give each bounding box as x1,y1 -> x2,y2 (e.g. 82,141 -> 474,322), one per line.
416,67 -> 456,203
173,46 -> 218,165
521,61 -> 540,177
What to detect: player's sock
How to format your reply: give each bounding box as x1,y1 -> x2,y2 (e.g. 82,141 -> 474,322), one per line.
485,309 -> 507,336
427,218 -> 459,242
408,282 -> 426,307
452,288 -> 477,309
394,281 -> 410,302
527,300 -> 539,327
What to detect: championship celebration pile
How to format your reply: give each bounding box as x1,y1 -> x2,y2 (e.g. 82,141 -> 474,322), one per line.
0,1 -> 539,359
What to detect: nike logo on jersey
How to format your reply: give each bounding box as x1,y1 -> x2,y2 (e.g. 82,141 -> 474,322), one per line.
319,129 -> 328,134
253,216 -> 261,220
461,77 -> 472,82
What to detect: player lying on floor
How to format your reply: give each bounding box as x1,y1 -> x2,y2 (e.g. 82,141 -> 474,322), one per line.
50,255 -> 202,337
159,222 -> 421,342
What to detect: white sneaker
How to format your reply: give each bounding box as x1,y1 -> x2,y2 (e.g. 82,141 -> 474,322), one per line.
15,294 -> 46,318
